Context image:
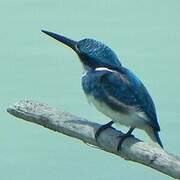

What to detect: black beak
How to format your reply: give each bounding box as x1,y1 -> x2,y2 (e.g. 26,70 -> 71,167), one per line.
41,30 -> 77,51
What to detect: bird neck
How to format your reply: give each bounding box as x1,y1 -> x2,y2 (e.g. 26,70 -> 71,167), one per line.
83,64 -> 93,72
82,64 -> 126,78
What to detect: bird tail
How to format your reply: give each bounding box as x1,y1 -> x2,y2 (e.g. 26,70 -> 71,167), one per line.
145,128 -> 163,149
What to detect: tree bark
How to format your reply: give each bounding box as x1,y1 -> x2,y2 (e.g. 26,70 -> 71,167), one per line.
7,100 -> 180,179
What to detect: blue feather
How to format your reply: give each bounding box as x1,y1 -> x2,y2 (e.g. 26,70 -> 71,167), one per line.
77,39 -> 122,68
82,67 -> 160,131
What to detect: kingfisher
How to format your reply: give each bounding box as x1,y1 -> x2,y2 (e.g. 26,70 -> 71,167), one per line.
42,30 -> 163,150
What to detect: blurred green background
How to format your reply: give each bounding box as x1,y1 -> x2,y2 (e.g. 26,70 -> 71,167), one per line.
1,0 -> 180,179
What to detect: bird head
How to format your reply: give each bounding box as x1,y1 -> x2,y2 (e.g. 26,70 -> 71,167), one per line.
42,30 -> 122,70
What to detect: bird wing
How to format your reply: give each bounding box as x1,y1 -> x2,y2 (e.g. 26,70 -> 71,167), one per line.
97,68 -> 160,131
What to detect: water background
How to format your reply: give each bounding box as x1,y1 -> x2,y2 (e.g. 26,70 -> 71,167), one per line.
1,1 -> 180,179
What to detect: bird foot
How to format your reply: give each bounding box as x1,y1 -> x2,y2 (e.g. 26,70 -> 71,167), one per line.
117,128 -> 135,151
95,121 -> 114,141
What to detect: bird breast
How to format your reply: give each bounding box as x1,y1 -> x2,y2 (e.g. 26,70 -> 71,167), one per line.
86,93 -> 149,129
82,69 -> 150,130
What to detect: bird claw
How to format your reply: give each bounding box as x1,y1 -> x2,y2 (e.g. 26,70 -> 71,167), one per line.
117,133 -> 134,151
95,121 -> 114,141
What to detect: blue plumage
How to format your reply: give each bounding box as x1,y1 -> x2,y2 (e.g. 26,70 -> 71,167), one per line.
42,30 -> 163,149
82,67 -> 160,131
77,39 -> 121,68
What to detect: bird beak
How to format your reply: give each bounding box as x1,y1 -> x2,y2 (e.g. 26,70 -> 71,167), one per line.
41,30 -> 77,52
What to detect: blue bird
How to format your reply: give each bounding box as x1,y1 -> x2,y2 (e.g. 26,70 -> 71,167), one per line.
42,30 -> 163,150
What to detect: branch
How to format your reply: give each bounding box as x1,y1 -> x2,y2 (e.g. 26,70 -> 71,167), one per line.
7,100 -> 180,179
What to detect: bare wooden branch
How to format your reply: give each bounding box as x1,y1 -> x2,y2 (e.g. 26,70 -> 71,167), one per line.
7,100 -> 180,179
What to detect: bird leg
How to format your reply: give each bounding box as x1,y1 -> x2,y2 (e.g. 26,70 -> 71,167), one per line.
117,127 -> 135,151
95,121 -> 114,140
